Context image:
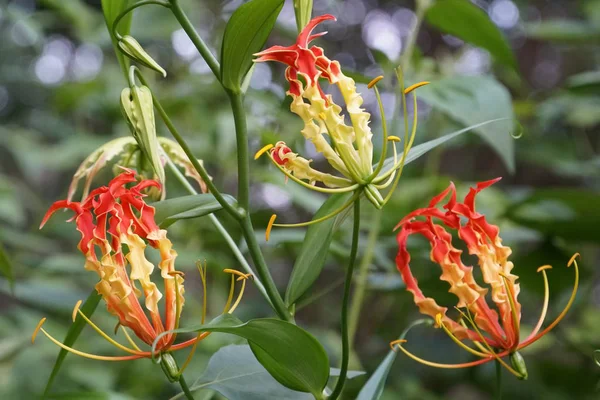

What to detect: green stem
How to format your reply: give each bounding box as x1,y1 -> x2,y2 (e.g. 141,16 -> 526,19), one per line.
228,92 -> 250,211
168,0 -> 221,80
329,197 -> 361,400
495,359 -> 502,400
240,217 -> 293,322
112,0 -> 170,41
163,155 -> 271,304
134,70 -> 243,219
179,374 -> 195,400
348,208 -> 382,343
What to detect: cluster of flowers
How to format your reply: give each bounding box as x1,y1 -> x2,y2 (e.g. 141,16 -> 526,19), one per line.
33,15 -> 578,382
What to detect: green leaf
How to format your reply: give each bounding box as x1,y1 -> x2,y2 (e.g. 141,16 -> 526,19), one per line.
416,76 -> 515,172
357,319 -> 432,400
0,241 -> 14,291
505,189 -> 600,243
379,117 -> 509,173
220,0 -> 284,92
44,290 -> 102,396
155,315 -> 330,397
293,0 -> 313,32
285,193 -> 353,306
101,0 -> 133,78
152,193 -> 236,228
523,20 -> 600,43
425,0 -> 517,70
186,344 -> 313,400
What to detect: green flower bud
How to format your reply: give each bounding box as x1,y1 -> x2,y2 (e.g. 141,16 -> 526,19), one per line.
159,353 -> 180,383
118,35 -> 167,78
510,351 -> 528,380
120,85 -> 166,191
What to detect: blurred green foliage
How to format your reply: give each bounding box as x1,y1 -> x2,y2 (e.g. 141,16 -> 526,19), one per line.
0,0 -> 599,399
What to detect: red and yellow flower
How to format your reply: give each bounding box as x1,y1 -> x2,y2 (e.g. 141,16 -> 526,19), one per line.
253,15 -> 428,210
392,178 -> 579,379
33,170 -> 249,372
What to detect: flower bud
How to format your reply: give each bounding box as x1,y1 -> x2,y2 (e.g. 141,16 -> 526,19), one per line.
121,85 -> 166,189
510,351 -> 528,380
118,35 -> 166,77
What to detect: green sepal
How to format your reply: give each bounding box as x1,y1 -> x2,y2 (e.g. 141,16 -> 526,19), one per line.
118,35 -> 167,77
120,86 -> 165,188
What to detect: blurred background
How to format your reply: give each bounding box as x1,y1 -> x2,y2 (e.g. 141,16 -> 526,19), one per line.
0,0 -> 599,399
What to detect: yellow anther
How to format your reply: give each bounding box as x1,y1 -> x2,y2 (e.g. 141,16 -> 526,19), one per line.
72,300 -> 82,323
389,339 -> 407,351
387,136 -> 401,142
266,214 -> 277,242
32,318 -> 47,344
568,253 -> 580,267
404,81 -> 430,94
236,273 -> 253,281
537,265 -> 553,273
435,313 -> 443,326
254,144 -> 274,160
368,75 -> 384,89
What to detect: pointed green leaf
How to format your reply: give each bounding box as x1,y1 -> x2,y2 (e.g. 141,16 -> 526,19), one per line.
416,76 -> 515,172
220,0 -> 284,92
0,241 -> 14,291
154,315 -> 330,397
152,193 -> 236,227
44,289 -> 102,396
379,117 -> 509,173
425,0 -> 517,70
285,192 -> 353,306
357,319 -> 432,400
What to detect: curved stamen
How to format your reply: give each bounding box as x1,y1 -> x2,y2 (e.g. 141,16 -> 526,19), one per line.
223,274 -> 236,313
520,254 -> 579,348
367,75 -> 384,89
368,78 -> 389,181
271,190 -> 361,228
254,144 -> 274,160
266,214 -> 277,241
266,152 -> 358,194
372,92 -> 418,186
121,326 -> 142,352
75,309 -> 145,355
72,300 -> 83,322
527,265 -> 552,340
378,93 -> 419,207
197,261 -> 208,324
391,339 -> 496,369
436,314 -> 489,358
457,308 -> 523,378
373,139 -> 398,190
459,319 -> 491,355
404,81 -> 430,95
33,319 -> 148,361
499,273 -> 521,349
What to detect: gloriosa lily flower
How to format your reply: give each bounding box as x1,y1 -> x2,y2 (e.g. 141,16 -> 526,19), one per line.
253,15 -> 429,236
391,178 -> 579,379
33,171 -> 250,376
